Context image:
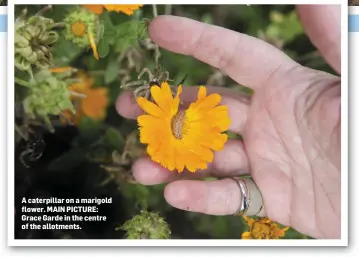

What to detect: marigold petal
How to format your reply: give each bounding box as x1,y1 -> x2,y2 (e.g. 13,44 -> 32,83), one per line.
170,84 -> 183,116
184,141 -> 214,163
50,66 -> 73,73
83,5 -> 104,14
147,129 -> 169,158
138,116 -> 165,136
161,82 -> 174,100
159,146 -> 177,171
201,133 -> 228,151
197,86 -> 207,101
276,227 -> 289,237
137,97 -> 165,118
243,216 -> 255,226
104,4 -> 143,15
138,114 -> 160,127
205,105 -> 231,131
183,152 -> 208,172
151,85 -> 170,111
88,31 -> 99,60
176,85 -> 183,96
147,144 -> 163,165
174,152 -> 185,173
163,141 -> 176,171
241,232 -> 252,239
276,230 -> 285,237
197,93 -> 222,110
138,121 -> 167,145
263,218 -> 271,224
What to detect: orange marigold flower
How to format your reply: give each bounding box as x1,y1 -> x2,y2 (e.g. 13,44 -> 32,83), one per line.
84,4 -> 143,16
62,72 -> 108,125
136,82 -> 231,173
241,216 -> 289,239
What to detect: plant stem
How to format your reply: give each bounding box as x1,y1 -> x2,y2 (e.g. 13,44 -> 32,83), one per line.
69,91 -> 87,98
51,22 -> 66,29
165,5 -> 172,15
15,77 -> 31,87
36,5 -> 52,16
15,124 -> 28,141
152,4 -> 158,17
66,78 -> 82,84
151,5 -> 161,65
28,69 -> 34,80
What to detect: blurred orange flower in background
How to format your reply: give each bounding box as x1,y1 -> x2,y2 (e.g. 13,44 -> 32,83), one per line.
83,4 -> 143,16
62,72 -> 109,125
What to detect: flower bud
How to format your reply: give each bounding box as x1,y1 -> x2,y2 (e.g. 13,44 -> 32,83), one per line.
63,7 -> 99,48
15,11 -> 59,72
119,210 -> 171,239
23,70 -> 75,124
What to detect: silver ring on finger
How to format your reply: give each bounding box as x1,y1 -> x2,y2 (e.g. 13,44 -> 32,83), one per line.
230,177 -> 265,217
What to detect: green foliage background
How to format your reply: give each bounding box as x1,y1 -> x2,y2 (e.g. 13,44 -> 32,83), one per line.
14,4 -> 332,240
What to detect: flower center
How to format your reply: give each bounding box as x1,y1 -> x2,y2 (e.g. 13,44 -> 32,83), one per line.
71,21 -> 87,37
171,110 -> 186,139
251,222 -> 275,239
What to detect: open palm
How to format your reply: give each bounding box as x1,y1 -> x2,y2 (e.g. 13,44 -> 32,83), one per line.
116,7 -> 341,239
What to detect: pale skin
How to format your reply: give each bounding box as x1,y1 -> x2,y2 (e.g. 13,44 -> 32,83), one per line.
116,5 -> 341,239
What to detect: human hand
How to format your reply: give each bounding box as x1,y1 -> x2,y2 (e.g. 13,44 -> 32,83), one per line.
116,9 -> 341,239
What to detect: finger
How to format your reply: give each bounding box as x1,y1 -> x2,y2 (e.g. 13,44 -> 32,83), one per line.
132,139 -> 249,185
116,89 -> 143,119
116,86 -> 249,134
296,5 -> 341,74
148,15 -> 299,89
164,179 -> 265,216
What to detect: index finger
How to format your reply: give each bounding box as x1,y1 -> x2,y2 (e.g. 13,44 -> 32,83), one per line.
296,5 -> 341,74
149,15 -> 300,89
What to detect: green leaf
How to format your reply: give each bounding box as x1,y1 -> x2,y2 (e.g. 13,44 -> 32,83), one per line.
104,58 -> 119,84
78,117 -> 103,140
266,10 -> 303,44
201,13 -> 213,24
114,20 -> 148,53
212,217 -> 229,238
97,38 -> 110,58
101,11 -> 115,30
105,127 -> 124,150
100,11 -> 118,46
52,37 -> 83,66
122,183 -> 149,210
226,131 -> 240,140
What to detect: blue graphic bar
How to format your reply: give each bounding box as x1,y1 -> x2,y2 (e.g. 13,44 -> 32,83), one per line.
349,15 -> 359,32
0,14 -> 358,32
0,15 -> 6,32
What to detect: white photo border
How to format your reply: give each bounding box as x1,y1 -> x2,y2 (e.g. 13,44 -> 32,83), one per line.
7,0 -> 348,247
